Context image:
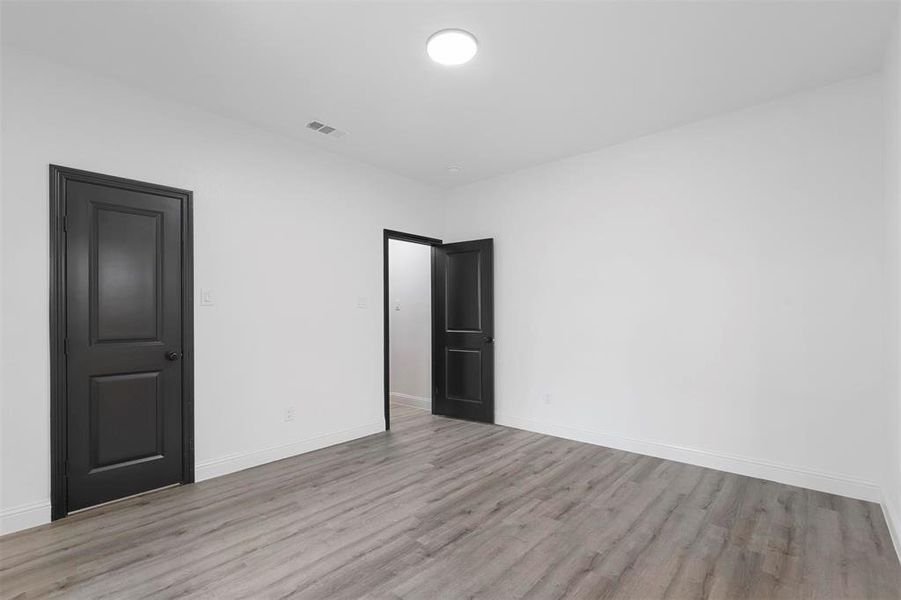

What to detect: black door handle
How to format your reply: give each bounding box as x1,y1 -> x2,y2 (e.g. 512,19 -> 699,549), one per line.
166,351 -> 181,361
482,336 -> 494,344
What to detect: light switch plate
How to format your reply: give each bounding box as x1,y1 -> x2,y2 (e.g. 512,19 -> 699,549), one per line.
356,296 -> 368,309
200,288 -> 215,306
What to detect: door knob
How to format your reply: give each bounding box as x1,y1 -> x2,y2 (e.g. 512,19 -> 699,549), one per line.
482,336 -> 494,344
166,351 -> 181,361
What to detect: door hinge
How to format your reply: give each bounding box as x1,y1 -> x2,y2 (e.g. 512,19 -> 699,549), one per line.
62,216 -> 68,232
63,338 -> 69,355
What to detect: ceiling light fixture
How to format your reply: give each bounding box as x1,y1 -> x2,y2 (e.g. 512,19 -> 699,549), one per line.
427,29 -> 478,66
447,165 -> 462,174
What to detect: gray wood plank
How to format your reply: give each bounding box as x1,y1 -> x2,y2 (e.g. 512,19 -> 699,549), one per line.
1,403 -> 898,599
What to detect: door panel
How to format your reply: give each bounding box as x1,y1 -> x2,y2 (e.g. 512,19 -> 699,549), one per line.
433,239 -> 494,423
446,348 -> 482,402
89,371 -> 163,470
94,207 -> 162,342
445,250 -> 481,331
65,178 -> 185,512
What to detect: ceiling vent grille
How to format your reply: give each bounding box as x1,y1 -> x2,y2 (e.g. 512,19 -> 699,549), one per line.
306,120 -> 346,138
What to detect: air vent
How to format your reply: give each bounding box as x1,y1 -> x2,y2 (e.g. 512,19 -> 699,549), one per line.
305,120 -> 347,139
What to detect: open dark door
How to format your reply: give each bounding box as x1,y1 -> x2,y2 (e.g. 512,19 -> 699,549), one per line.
433,239 -> 494,423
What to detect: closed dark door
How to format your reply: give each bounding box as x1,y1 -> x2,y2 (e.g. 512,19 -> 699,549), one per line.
433,239 -> 494,423
64,175 -> 187,512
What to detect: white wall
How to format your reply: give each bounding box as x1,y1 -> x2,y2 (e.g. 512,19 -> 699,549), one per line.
388,239 -> 432,409
884,7 -> 901,557
443,75 -> 890,503
0,51 -> 443,533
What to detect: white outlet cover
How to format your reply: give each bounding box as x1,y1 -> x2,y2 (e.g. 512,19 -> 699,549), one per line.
356,296 -> 368,309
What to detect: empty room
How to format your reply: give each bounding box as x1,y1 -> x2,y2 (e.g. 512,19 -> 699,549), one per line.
2,1 -> 901,598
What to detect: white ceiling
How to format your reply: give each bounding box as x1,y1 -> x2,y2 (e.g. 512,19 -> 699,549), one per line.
2,1 -> 896,187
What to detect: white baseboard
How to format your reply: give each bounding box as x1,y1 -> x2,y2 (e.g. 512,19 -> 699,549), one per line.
496,413 -> 882,503
195,421 -> 384,482
0,500 -> 52,536
883,495 -> 901,563
389,392 -> 431,411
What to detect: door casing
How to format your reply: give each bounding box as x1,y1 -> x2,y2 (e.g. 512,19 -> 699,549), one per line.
49,164 -> 195,520
383,229 -> 442,430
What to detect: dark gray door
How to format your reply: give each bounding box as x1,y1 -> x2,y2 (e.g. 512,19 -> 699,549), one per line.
433,239 -> 494,423
65,179 -> 185,511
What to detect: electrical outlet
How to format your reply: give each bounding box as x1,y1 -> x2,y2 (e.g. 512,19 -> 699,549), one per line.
543,393 -> 552,405
283,407 -> 296,422
356,296 -> 368,309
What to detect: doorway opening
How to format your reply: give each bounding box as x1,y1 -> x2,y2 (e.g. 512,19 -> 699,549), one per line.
383,230 -> 441,429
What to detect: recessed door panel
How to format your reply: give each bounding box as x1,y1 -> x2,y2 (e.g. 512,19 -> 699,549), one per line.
446,349 -> 482,403
94,207 -> 162,343
446,250 -> 481,332
433,239 -> 494,423
90,372 -> 163,470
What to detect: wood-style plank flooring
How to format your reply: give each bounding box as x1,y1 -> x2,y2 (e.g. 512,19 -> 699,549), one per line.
1,404 -> 899,599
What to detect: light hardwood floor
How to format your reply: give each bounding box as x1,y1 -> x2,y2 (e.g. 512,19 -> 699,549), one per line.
1,403 -> 899,599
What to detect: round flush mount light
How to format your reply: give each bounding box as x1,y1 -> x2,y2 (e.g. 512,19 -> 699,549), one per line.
427,29 -> 478,66
447,165 -> 462,174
